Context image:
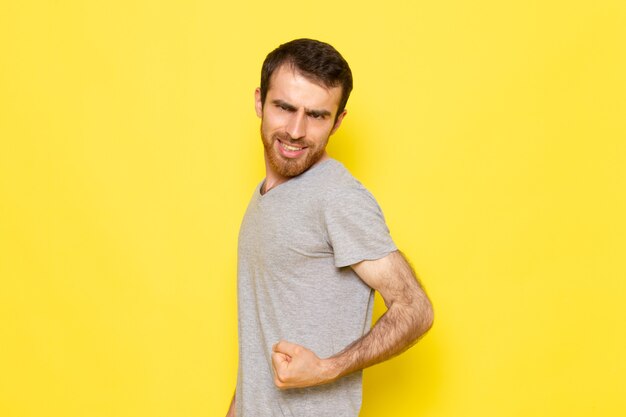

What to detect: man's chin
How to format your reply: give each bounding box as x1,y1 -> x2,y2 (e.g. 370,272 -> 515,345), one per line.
268,152 -> 314,177
272,160 -> 308,177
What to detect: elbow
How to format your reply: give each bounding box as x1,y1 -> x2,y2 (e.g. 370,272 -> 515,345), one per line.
412,294 -> 434,340
423,299 -> 434,334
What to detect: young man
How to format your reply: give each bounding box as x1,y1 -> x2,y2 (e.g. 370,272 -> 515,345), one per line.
227,38 -> 434,417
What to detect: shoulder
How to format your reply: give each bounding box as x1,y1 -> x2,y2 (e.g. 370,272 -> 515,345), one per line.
312,160 -> 382,214
296,159 -> 383,217
315,160 -> 396,267
311,159 -> 372,198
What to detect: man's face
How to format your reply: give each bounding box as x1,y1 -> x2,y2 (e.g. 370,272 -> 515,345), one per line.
255,65 -> 346,178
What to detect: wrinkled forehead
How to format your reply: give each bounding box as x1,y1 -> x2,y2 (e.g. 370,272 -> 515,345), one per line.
267,64 -> 343,110
269,63 -> 341,95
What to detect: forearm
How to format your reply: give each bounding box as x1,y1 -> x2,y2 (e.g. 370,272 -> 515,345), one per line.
325,291 -> 433,380
271,251 -> 434,390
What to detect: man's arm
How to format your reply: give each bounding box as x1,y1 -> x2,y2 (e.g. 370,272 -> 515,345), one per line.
271,250 -> 434,389
225,391 -> 235,417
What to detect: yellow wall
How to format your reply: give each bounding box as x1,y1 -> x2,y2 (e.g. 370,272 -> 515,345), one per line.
1,1 -> 625,416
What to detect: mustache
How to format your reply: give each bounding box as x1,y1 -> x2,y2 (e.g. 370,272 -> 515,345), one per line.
273,132 -> 309,146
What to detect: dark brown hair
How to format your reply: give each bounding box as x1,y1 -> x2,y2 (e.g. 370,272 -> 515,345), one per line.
260,39 -> 353,121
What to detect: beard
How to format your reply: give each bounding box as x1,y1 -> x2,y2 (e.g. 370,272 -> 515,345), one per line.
261,129 -> 328,178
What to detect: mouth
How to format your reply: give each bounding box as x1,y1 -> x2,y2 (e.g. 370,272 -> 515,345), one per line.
276,139 -> 307,158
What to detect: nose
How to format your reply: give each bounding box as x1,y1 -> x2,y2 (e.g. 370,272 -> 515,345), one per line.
286,109 -> 306,140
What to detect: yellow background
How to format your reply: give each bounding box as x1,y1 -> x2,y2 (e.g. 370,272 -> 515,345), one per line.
1,1 -> 625,416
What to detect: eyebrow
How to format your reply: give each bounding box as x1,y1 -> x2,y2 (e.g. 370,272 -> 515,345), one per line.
271,99 -> 332,118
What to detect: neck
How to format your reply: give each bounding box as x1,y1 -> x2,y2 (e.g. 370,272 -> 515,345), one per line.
261,174 -> 287,195
262,154 -> 288,195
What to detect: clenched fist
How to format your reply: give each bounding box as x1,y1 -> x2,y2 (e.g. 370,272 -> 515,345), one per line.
271,340 -> 338,389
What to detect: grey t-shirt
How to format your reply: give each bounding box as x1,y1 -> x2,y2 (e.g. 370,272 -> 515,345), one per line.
236,158 -> 397,417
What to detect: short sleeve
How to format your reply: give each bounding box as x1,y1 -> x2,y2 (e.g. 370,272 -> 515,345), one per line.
323,184 -> 397,268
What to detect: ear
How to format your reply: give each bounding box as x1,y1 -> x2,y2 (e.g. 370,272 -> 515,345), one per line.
254,88 -> 263,118
330,109 -> 347,136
